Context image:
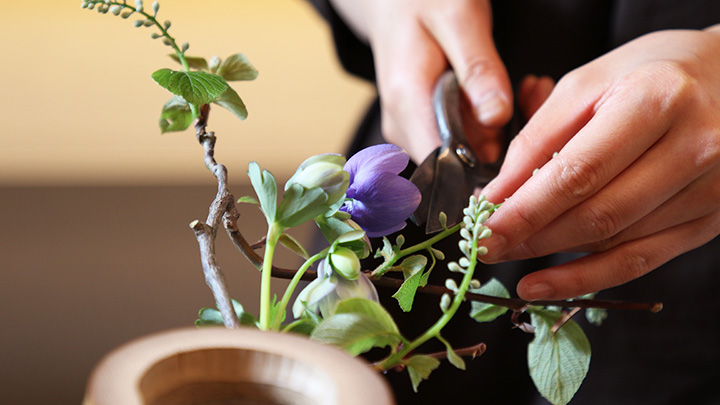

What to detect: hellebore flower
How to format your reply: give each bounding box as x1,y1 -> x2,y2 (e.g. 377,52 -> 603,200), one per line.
293,254 -> 379,319
286,154 -> 349,207
341,144 -> 421,237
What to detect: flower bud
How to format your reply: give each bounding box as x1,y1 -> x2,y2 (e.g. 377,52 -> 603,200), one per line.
209,56 -> 221,72
440,293 -> 451,312
152,0 -> 159,14
286,154 -> 349,207
445,278 -> 458,292
329,247 -> 361,280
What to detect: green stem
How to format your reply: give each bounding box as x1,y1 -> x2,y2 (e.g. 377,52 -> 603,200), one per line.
378,225 -> 479,369
259,222 -> 283,331
372,223 -> 463,278
271,249 -> 328,331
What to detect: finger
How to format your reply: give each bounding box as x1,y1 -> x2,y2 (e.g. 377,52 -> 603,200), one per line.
500,122 -> 712,260
481,71 -> 675,262
518,75 -> 555,121
577,163 -> 720,252
372,20 -> 448,164
420,0 -> 513,127
516,211 -> 720,301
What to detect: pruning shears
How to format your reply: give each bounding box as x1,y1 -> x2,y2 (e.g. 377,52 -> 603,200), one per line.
410,70 -> 517,233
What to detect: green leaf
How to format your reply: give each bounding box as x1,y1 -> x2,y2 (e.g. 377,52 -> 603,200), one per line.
437,335 -> 465,370
276,183 -> 329,228
404,355 -> 441,393
278,233 -> 309,259
311,312 -> 402,356
469,277 -> 510,323
334,298 -> 400,334
158,96 -> 193,133
374,237 -> 394,260
212,86 -> 248,120
391,255 -> 428,312
528,309 -> 591,405
269,294 -> 286,328
237,195 -> 259,205
151,68 -> 228,105
217,53 -> 258,81
247,162 -> 277,223
195,299 -> 256,327
168,54 -> 209,71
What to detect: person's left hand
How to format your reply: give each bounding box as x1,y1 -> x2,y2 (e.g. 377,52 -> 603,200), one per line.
480,26 -> 720,301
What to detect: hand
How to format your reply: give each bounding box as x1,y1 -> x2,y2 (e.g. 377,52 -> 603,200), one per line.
481,27 -> 720,301
329,0 -> 513,164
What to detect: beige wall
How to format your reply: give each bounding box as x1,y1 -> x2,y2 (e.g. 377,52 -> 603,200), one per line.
0,0 -> 374,186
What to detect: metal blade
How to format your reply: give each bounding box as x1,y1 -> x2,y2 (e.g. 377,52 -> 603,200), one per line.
409,147 -> 439,226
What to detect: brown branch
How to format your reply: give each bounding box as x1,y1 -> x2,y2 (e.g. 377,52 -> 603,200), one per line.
190,104 -> 239,329
425,341 -> 487,361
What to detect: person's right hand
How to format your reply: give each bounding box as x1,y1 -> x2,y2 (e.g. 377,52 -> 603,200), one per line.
329,0 -> 513,164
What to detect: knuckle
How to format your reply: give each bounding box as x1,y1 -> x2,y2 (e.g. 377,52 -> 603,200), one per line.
694,127 -> 720,171
579,203 -> 621,242
619,60 -> 700,115
552,156 -> 600,201
617,251 -> 651,282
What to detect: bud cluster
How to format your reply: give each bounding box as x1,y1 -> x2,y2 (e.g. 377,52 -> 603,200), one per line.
440,195 -> 495,313
80,0 -> 184,52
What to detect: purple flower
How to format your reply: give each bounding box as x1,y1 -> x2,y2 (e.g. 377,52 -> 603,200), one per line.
340,144 -> 421,237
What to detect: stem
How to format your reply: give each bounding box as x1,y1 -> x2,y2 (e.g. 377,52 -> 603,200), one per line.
379,224 -> 480,369
371,223 -> 463,278
259,222 -> 283,330
271,250 -> 328,331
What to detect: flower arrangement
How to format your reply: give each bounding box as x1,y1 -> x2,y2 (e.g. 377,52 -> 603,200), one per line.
81,2 -> 662,404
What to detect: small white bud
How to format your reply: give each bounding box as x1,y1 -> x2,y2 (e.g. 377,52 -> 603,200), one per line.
477,210 -> 490,224
162,38 -> 172,46
460,228 -> 471,241
448,262 -> 463,273
143,19 -> 153,27
478,200 -> 489,212
477,246 -> 488,256
182,42 -> 190,52
459,257 -> 470,268
164,20 -> 171,29
445,278 -> 458,292
440,293 -> 451,312
395,234 -> 405,249
152,0 -> 159,14
209,55 -> 221,72
151,32 -> 161,39
463,216 -> 474,227
109,5 -> 121,15
478,228 -> 492,240
469,195 -> 478,207
133,19 -> 143,27
458,240 -> 470,256
120,10 -> 133,18
438,212 -> 448,229
431,248 -> 445,261
470,279 -> 481,289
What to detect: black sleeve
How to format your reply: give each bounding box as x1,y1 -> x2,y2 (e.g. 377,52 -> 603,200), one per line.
305,0 -> 376,82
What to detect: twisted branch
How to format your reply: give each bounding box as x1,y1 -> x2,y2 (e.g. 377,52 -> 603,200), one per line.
190,104 -> 239,328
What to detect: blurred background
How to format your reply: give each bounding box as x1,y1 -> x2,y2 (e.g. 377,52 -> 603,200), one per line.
0,0 -> 373,403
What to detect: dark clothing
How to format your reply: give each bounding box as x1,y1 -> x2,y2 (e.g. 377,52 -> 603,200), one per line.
308,1 -> 720,403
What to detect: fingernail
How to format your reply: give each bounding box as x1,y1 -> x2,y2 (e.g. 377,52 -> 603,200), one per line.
521,282 -> 554,301
478,233 -> 506,263
476,92 -> 508,126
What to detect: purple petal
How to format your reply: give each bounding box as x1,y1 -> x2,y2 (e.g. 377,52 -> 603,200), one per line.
342,172 -> 421,237
344,144 -> 409,184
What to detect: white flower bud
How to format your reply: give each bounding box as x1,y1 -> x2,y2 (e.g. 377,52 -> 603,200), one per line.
286,154 -> 349,207
109,5 -> 121,15
164,20 -> 171,29
459,257 -> 470,268
181,42 -> 189,52
329,247 -> 361,281
438,211 -> 447,228
209,56 -> 221,72
152,0 -> 159,14
121,10 -> 133,18
470,279 -> 481,289
143,19 -> 153,27
477,246 -> 488,256
478,228 -> 492,240
445,278 -> 458,292
477,210 -> 490,224
133,19 -> 143,27
458,240 -> 470,256
447,262 -> 464,273
460,228 -> 471,241
440,293 -> 451,312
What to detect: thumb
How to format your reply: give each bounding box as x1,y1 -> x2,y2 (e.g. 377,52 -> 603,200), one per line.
421,1 -> 512,127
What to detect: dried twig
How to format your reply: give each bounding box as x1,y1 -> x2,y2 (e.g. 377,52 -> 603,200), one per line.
190,104 -> 239,328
